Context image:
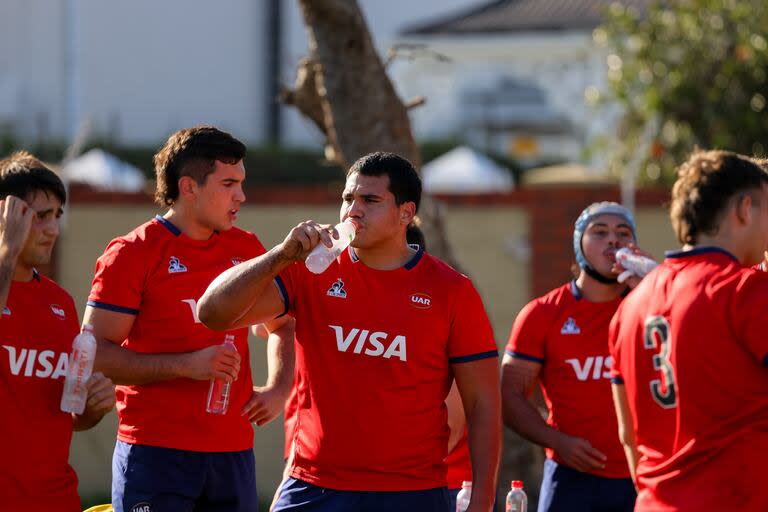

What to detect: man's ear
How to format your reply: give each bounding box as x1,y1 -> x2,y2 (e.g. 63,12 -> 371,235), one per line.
178,176 -> 197,199
734,193 -> 755,227
400,202 -> 416,225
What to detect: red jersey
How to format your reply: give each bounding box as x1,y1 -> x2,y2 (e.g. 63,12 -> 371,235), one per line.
88,216 -> 266,452
445,431 -> 471,489
284,365 -> 473,488
276,246 -> 497,491
506,281 -> 630,478
610,248 -> 768,511
0,273 -> 81,512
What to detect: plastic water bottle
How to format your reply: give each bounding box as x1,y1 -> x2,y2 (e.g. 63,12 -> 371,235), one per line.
60,325 -> 97,414
505,480 -> 527,512
305,219 -> 357,274
206,334 -> 237,414
615,247 -> 658,283
456,481 -> 472,512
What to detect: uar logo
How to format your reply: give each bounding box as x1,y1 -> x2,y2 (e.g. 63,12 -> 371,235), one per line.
50,304 -> 66,319
327,279 -> 347,299
409,292 -> 432,309
168,256 -> 187,274
130,503 -> 152,512
565,355 -> 613,381
560,317 -> 581,335
329,325 -> 407,361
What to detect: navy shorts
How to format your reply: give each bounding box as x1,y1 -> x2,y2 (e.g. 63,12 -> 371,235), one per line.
112,440 -> 258,512
273,477 -> 451,512
538,458 -> 636,512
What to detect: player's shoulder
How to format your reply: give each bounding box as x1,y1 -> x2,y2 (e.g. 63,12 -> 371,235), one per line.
521,282 -> 573,315
418,251 -> 474,291
36,273 -> 76,306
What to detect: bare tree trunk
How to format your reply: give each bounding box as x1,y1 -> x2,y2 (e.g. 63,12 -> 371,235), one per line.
282,0 -> 461,267
294,0 -> 418,168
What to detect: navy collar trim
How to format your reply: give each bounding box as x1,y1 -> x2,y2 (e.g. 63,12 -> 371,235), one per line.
347,244 -> 424,271
570,280 -> 582,300
571,278 -> 629,300
664,246 -> 738,262
155,215 -> 181,237
32,269 -> 40,282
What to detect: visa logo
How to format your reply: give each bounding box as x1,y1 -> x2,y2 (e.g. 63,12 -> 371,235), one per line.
565,355 -> 613,381
2,345 -> 69,379
329,325 -> 407,362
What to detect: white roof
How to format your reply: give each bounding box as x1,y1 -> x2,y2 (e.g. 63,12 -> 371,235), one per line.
62,149 -> 146,192
422,146 -> 514,194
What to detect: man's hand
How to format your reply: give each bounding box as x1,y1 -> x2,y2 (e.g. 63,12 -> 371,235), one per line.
553,434 -> 607,472
241,384 -> 291,426
612,243 -> 655,289
279,220 -> 338,262
0,196 -> 34,259
73,372 -> 115,431
180,344 -> 241,382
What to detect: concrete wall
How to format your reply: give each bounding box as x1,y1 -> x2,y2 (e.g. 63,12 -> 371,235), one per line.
61,200 -> 532,500
60,192 -> 675,502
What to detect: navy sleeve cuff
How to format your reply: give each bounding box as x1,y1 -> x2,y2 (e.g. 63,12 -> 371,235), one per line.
274,276 -> 290,318
449,350 -> 498,364
86,300 -> 139,315
505,350 -> 544,364
611,376 -> 625,384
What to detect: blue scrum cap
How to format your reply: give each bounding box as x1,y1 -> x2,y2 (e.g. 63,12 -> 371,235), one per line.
573,202 -> 637,270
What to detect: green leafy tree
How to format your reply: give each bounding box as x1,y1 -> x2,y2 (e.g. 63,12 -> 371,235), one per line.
594,0 -> 768,183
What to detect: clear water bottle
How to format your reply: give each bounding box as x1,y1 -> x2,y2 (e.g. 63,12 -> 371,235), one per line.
615,247 -> 658,283
305,219 -> 357,274
505,480 -> 527,512
206,334 -> 237,414
60,325 -> 97,414
456,481 -> 472,512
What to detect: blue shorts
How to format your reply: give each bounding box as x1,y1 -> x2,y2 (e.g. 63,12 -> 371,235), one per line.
111,440 -> 258,512
538,459 -> 636,512
448,488 -> 459,512
273,477 -> 450,512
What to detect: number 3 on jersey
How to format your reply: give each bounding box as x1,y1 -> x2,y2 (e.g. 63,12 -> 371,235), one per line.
643,315 -> 677,409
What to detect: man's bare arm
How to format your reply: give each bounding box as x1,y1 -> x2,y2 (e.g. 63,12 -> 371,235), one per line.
85,306 -> 240,385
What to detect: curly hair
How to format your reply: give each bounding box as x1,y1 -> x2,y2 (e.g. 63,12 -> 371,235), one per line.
670,150 -> 768,245
153,125 -> 246,206
0,150 -> 66,204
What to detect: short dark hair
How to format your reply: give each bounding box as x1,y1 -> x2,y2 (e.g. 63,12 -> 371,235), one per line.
347,152 -> 421,212
0,151 -> 66,204
153,125 -> 246,206
670,150 -> 768,245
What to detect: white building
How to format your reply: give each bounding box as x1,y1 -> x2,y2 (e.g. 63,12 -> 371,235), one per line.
392,0 -> 650,165
0,0 -> 475,147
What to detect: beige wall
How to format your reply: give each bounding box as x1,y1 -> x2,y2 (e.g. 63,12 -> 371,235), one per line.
62,202 -> 674,501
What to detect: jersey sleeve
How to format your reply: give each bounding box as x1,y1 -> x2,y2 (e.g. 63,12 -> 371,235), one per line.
732,271 -> 768,366
447,279 -> 498,364
504,299 -> 552,364
87,238 -> 146,315
608,304 -> 625,383
275,261 -> 307,317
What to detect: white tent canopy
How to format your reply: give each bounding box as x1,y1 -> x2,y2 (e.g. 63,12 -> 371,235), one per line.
62,148 -> 146,192
422,146 -> 514,194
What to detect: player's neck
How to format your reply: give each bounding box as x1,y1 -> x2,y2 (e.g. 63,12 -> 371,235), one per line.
353,238 -> 416,271
690,233 -> 745,263
575,273 -> 624,302
12,262 -> 34,282
163,207 -> 214,241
